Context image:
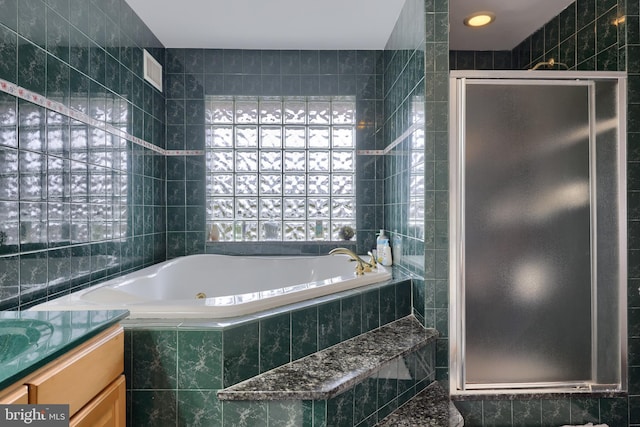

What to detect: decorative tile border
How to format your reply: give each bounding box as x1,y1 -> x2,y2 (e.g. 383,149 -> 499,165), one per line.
356,122 -> 423,156
0,78 -> 202,157
0,77 -> 422,158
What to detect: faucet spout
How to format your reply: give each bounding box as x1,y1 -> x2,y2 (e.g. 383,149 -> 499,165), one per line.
329,248 -> 375,275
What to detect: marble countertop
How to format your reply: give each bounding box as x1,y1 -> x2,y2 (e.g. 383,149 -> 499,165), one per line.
218,315 -> 438,401
376,382 -> 464,427
0,310 -> 129,390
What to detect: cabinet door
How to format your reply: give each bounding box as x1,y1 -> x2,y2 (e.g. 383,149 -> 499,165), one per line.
0,385 -> 28,404
70,375 -> 125,427
27,325 -> 124,416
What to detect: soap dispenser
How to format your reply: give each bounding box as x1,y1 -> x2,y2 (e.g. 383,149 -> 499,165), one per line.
376,229 -> 388,263
381,241 -> 393,266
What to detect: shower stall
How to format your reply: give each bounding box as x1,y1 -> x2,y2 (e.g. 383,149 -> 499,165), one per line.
449,71 -> 627,395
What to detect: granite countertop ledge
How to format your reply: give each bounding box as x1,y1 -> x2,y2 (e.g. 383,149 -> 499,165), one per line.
217,315 -> 438,401
376,382 -> 464,427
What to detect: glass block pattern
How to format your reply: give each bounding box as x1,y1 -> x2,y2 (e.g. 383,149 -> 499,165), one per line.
206,97 -> 356,241
0,0 -> 166,311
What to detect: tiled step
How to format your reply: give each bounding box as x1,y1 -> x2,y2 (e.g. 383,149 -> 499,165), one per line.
217,315 -> 438,401
375,382 -> 464,427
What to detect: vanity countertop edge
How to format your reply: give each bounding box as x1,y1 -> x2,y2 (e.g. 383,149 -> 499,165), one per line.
0,310 -> 129,390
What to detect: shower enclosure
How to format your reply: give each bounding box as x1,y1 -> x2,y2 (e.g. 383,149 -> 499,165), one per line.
449,71 -> 627,394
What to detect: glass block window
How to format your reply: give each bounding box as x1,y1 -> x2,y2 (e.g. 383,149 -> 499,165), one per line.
205,96 -> 356,241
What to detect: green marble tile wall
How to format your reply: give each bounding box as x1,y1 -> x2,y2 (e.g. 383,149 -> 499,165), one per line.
162,48 -> 385,258
124,279 -> 418,427
451,0 -> 637,425
0,0 -> 166,310
382,0 -> 449,382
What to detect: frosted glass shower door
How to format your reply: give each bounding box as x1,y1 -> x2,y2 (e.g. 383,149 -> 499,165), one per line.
463,81 -> 593,386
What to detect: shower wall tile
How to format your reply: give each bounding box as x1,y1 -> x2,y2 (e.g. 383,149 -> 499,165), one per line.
571,398 -> 602,423
454,400 -> 483,426
0,0 -> 166,310
456,396 -> 629,427
509,0 -> 622,71
512,400 -> 542,425
630,396 -> 640,424
600,397 -> 628,426
482,401 -> 513,426
577,0 -> 596,31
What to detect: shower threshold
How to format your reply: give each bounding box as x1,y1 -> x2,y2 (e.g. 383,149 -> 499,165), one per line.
453,382 -> 625,399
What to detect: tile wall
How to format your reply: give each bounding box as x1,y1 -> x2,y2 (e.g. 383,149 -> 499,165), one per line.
451,0 -> 636,425
0,0 -> 166,310
124,278 -> 416,426
162,48 -> 385,258
449,51 -> 512,70
382,0 -> 449,381
6,0 -> 634,425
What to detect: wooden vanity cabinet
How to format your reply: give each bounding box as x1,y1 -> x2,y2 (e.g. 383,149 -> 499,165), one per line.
26,324 -> 124,417
0,385 -> 28,404
69,375 -> 125,427
0,324 -> 125,427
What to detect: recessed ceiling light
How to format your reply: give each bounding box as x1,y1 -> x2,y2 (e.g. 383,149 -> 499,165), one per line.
464,12 -> 496,28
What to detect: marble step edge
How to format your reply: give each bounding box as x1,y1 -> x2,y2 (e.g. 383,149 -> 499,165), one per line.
217,315 -> 438,401
375,381 -> 464,427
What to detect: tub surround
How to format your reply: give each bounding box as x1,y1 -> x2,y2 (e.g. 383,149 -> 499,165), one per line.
218,315 -> 437,401
30,254 -> 393,319
120,274 -> 415,426
0,310 -> 129,390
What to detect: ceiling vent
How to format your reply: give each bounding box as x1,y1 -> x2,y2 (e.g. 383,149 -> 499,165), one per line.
143,49 -> 163,92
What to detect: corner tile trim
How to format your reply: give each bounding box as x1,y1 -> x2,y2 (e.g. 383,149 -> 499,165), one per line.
0,78 -> 203,157
356,122 -> 423,156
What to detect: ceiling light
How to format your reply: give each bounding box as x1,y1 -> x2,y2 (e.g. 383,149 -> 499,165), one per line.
464,12 -> 495,28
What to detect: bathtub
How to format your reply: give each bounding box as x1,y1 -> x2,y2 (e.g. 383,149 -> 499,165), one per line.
30,254 -> 391,319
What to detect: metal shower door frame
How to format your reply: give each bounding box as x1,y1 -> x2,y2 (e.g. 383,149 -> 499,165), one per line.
448,70 -> 628,396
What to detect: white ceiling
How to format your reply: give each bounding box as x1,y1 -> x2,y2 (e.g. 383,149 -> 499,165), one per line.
449,0 -> 575,50
125,0 -> 575,51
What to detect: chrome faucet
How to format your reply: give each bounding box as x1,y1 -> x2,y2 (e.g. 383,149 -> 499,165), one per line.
329,248 -> 376,275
